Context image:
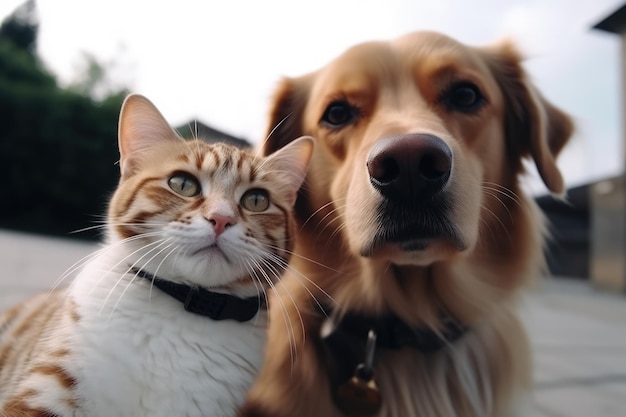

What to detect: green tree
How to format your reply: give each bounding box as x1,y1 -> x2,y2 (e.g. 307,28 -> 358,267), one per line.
0,1 -> 127,240
0,0 -> 38,55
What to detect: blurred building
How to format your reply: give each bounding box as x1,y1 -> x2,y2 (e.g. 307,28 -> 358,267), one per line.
536,176 -> 624,288
591,3 -> 626,293
538,3 -> 626,292
537,184 -> 590,279
176,121 -> 251,148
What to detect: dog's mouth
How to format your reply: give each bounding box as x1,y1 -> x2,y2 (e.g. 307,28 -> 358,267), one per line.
360,198 -> 466,257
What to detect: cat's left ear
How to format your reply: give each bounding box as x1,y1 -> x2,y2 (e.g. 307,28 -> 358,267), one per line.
265,136 -> 314,206
118,94 -> 183,177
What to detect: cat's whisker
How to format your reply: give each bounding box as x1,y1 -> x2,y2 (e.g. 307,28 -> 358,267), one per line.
109,240 -> 177,317
61,232 -> 164,297
258,114 -> 293,156
247,258 -> 298,368
69,221 -> 168,236
178,131 -> 200,161
50,245 -> 107,295
148,243 -> 182,304
94,238 -> 167,309
98,238 -> 168,310
256,256 -> 307,352
238,260 -> 269,327
69,224 -> 108,235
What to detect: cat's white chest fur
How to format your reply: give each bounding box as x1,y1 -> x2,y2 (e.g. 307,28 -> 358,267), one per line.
68,255 -> 266,417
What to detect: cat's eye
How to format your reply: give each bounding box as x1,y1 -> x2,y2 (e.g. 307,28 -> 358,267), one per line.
168,173 -> 201,197
241,189 -> 270,212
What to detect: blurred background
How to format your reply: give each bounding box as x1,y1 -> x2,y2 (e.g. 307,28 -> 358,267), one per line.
2,0 -> 623,284
0,1 -> 625,415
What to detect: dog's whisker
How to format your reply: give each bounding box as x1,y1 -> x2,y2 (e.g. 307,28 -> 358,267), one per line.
482,183 -> 523,207
267,245 -> 339,273
264,248 -> 338,311
479,204 -> 514,247
315,205 -> 348,238
300,199 -> 346,231
326,221 -> 349,244
481,189 -> 514,221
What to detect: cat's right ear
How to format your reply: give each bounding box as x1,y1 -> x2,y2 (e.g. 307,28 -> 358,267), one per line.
265,136 -> 314,206
118,94 -> 183,177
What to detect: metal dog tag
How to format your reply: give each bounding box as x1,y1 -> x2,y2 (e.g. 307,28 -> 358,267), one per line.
335,366 -> 382,415
334,330 -> 382,416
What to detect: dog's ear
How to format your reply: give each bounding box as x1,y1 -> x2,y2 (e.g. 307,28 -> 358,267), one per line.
262,76 -> 311,156
483,42 -> 574,195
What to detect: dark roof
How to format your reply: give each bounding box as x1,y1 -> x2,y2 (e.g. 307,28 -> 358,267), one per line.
176,121 -> 251,148
593,3 -> 626,34
536,181 -> 589,213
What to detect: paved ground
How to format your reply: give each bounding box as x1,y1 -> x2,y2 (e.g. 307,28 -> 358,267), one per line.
521,278 -> 626,416
0,229 -> 625,416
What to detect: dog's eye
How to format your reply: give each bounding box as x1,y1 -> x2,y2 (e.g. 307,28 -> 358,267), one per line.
321,101 -> 357,127
443,83 -> 485,112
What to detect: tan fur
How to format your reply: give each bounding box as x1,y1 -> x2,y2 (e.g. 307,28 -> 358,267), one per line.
239,31 -> 573,417
0,291 -> 78,416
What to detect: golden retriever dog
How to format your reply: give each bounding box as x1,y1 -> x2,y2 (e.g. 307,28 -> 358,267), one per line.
239,31 -> 573,417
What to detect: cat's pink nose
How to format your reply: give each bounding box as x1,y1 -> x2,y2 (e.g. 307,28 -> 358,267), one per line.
207,213 -> 236,236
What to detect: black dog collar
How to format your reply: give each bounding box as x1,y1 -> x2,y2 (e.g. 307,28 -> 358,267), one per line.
321,309 -> 467,353
132,268 -> 264,322
320,306 -> 467,414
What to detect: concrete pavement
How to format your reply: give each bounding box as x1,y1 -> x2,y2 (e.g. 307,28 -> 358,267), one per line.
521,277 -> 626,416
0,229 -> 624,416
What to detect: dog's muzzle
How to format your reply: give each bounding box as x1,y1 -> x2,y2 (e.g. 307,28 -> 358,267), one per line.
363,133 -> 464,254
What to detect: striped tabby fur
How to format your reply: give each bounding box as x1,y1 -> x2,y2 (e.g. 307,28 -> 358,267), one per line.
0,94 -> 313,417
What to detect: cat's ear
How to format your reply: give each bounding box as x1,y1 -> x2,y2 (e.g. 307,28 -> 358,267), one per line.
118,94 -> 183,177
265,136 -> 314,206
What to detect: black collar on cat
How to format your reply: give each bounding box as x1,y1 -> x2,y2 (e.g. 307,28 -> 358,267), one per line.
132,268 -> 264,322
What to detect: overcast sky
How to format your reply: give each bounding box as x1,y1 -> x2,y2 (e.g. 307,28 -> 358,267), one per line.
1,0 -> 624,194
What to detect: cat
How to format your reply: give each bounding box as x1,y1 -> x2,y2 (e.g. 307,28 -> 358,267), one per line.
0,94 -> 313,417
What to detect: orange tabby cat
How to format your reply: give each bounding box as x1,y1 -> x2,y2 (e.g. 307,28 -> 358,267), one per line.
0,94 -> 313,417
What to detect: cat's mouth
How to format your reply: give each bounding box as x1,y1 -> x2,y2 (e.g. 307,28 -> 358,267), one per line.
193,244 -> 231,263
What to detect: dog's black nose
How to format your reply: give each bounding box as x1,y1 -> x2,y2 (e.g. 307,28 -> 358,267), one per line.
367,133 -> 452,202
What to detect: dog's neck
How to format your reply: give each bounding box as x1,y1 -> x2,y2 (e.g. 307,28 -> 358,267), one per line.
319,302 -> 467,415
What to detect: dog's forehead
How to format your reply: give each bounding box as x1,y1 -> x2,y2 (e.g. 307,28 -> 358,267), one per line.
392,30 -> 467,53
314,31 -> 492,91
